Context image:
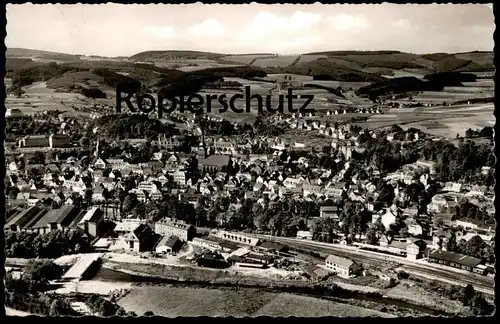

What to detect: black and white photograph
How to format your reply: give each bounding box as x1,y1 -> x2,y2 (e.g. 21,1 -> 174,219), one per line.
3,2 -> 495,318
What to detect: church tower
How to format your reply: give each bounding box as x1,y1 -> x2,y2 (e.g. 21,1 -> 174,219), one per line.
94,138 -> 100,158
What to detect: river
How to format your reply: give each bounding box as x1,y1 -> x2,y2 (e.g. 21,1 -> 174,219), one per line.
92,268 -> 445,316
5,261 -> 448,316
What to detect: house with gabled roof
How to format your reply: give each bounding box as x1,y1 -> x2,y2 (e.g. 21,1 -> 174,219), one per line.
29,205 -> 81,234
94,158 -> 107,169
155,235 -> 183,254
325,255 -> 355,278
111,223 -> 156,252
406,238 -> 427,260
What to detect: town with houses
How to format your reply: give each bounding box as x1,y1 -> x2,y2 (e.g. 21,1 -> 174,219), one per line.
4,98 -> 495,316
3,3 -> 496,318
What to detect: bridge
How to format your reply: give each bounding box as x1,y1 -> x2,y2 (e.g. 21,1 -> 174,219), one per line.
61,253 -> 103,281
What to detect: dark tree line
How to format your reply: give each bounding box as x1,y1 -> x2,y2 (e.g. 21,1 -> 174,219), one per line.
92,114 -> 179,140
5,229 -> 91,259
360,127 -> 494,186
446,233 -> 495,264
5,260 -> 78,316
454,199 -> 494,224
465,126 -> 493,139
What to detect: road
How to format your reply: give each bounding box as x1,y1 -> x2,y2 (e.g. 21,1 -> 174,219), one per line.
251,234 -> 494,295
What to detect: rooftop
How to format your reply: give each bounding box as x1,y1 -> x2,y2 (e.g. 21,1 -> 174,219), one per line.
5,206 -> 43,228
114,221 -> 142,233
259,241 -> 287,251
326,254 -> 354,268
429,249 -> 482,268
156,235 -> 180,249
30,205 -> 79,229
79,207 -> 104,224
320,206 -> 339,212
157,218 -> 192,230
201,155 -> 230,167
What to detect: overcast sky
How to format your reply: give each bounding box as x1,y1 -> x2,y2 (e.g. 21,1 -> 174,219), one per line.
6,3 -> 494,57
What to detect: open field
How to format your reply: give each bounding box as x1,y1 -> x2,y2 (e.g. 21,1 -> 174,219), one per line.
382,70 -> 428,79
385,280 -> 470,315
221,54 -> 274,65
454,52 -> 493,65
153,59 -> 244,72
304,80 -> 371,90
253,56 -> 299,68
317,57 -> 364,70
117,286 -> 393,317
297,54 -> 328,63
5,81 -> 115,116
45,71 -> 106,89
263,73 -> 314,83
354,103 -> 494,138
118,286 -> 279,317
402,104 -> 494,138
413,91 -> 494,102
473,71 -> 495,79
252,293 -> 394,317
462,80 -> 495,87
5,66 -> 493,139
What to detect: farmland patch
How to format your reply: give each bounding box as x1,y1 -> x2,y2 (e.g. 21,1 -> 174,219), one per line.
252,56 -> 299,68
118,286 -> 279,317
221,55 -> 274,65
252,293 -> 394,317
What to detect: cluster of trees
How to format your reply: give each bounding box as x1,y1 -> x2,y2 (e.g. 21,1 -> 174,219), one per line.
360,126 -> 494,187
459,284 -> 492,315
365,219 -> 387,245
153,66 -> 266,98
416,138 -> 493,186
5,229 -> 91,258
310,201 -> 375,241
446,233 -> 495,264
85,295 -> 128,316
464,126 -> 494,139
436,282 -> 491,315
7,63 -> 80,97
5,260 -> 78,316
190,66 -> 267,79
250,198 -> 321,236
121,193 -> 200,225
454,199 -> 494,225
303,84 -> 345,98
93,68 -> 141,93
5,116 -> 61,141
264,61 -> 385,83
85,294 -> 155,317
5,284 -> 77,316
80,87 -> 107,99
362,136 -> 420,174
203,119 -> 252,137
203,80 -> 243,90
93,114 -> 179,141
398,270 -> 492,315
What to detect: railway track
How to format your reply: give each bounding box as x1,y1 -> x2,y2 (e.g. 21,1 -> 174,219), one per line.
400,264 -> 494,294
251,234 -> 494,294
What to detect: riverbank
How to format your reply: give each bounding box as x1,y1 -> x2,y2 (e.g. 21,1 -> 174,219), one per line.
117,285 -> 396,318
101,261 -> 458,316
